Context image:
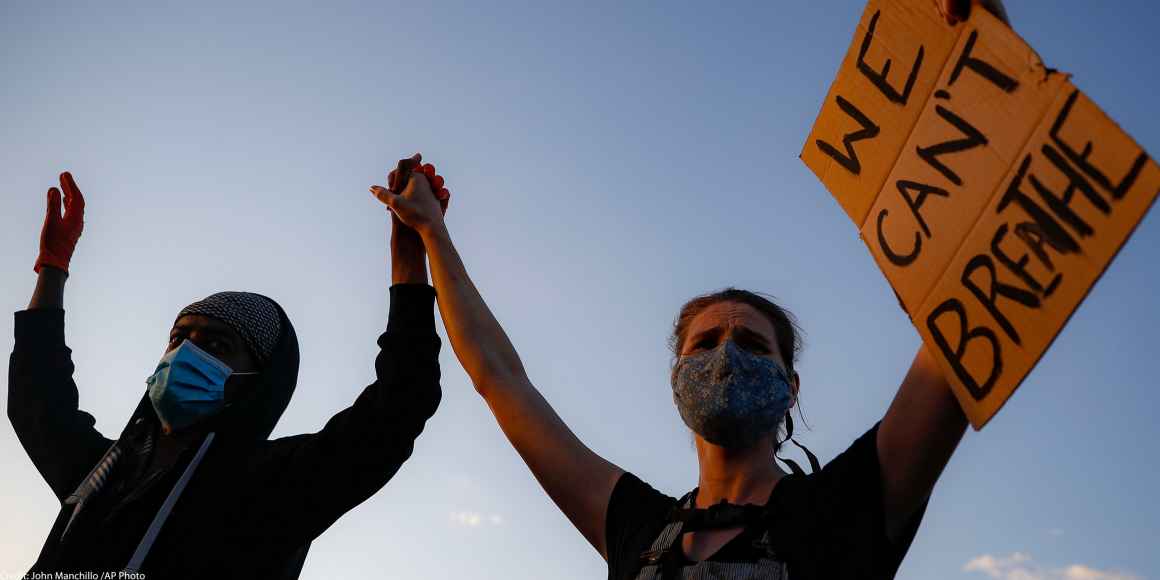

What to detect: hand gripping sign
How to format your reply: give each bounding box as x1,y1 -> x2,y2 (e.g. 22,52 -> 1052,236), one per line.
801,0 -> 1160,429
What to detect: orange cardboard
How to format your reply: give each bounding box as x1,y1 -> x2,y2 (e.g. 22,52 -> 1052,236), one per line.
801,0 -> 959,225
862,11 -> 1068,314
802,1 -> 1159,428
915,84 -> 1160,427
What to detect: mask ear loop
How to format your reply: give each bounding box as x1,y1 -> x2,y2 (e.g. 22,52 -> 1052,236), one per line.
775,413 -> 821,475
222,371 -> 261,409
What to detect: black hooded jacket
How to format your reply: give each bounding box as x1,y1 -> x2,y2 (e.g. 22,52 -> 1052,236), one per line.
8,284 -> 441,577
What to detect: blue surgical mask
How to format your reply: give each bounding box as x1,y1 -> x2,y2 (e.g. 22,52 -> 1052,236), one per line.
146,339 -> 254,431
672,340 -> 794,449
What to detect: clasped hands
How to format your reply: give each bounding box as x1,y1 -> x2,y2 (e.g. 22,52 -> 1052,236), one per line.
371,153 -> 452,237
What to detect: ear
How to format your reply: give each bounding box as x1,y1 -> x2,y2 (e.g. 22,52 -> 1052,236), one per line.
789,371 -> 801,409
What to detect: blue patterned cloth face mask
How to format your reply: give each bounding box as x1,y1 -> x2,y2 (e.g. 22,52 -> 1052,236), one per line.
147,339 -> 251,431
672,339 -> 794,449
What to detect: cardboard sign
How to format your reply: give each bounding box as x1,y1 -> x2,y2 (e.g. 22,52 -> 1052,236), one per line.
801,0 -> 1159,428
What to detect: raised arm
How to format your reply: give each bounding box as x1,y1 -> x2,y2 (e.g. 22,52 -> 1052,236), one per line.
9,173 -> 113,501
876,0 -> 1010,543
372,155 -> 624,558
261,188 -> 442,540
876,344 -> 967,541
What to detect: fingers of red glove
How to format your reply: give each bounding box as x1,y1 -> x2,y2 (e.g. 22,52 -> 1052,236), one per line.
46,187 -> 63,221
420,163 -> 436,178
431,174 -> 445,190
437,187 -> 451,201
59,172 -> 85,222
37,185 -> 75,274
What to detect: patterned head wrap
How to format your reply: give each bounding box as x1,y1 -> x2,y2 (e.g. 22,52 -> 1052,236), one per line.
177,292 -> 282,366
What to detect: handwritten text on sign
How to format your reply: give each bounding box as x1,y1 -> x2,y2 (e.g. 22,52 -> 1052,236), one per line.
801,0 -> 1159,428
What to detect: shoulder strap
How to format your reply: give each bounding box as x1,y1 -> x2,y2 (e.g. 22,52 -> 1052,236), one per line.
634,492 -> 694,580
124,431 -> 216,572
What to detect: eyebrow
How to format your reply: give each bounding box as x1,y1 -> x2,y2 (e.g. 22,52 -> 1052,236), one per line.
170,322 -> 239,345
733,326 -> 773,349
687,327 -> 722,348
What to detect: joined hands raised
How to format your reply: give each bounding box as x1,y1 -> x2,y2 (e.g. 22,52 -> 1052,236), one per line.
371,153 -> 451,236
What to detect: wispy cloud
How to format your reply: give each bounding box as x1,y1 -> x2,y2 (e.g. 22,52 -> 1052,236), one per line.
963,552 -> 1139,580
449,511 -> 505,528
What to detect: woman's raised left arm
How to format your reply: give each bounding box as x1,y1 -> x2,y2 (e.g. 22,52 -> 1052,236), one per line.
875,0 -> 1010,543
876,344 -> 968,541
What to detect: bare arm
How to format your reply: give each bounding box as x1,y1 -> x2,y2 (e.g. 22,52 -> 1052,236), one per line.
373,158 -> 623,558
391,213 -> 428,285
877,344 -> 968,541
875,0 -> 1010,543
422,222 -> 623,556
29,267 -> 67,310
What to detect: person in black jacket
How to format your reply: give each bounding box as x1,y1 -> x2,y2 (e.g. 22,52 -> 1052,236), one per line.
8,168 -> 444,577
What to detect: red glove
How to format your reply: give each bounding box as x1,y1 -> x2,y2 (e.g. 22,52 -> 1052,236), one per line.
419,163 -> 452,213
35,172 -> 85,274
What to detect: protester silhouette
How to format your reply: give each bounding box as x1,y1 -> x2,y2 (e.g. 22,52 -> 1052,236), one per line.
9,169 -> 443,577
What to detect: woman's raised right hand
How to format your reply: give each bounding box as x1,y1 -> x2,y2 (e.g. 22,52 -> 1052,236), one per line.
935,0 -> 1009,26
371,153 -> 451,235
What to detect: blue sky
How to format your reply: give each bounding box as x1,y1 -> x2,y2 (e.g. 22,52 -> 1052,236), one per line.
1,1 -> 1157,578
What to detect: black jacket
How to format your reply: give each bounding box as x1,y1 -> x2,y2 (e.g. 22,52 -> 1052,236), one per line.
8,284 -> 441,577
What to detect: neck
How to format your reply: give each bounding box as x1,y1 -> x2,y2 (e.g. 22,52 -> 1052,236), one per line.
155,422 -> 206,457
694,436 -> 784,508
